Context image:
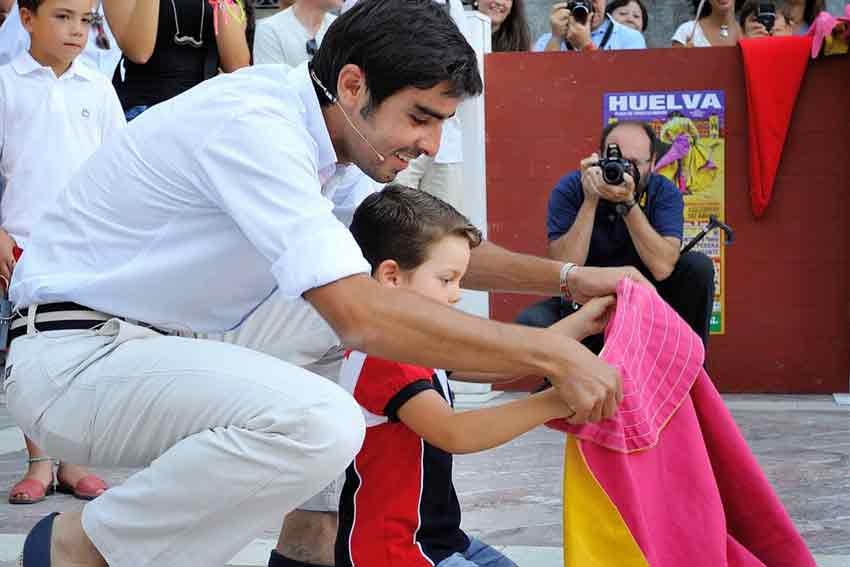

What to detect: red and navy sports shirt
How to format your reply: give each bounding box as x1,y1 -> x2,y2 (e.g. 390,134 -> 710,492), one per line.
335,351 -> 469,567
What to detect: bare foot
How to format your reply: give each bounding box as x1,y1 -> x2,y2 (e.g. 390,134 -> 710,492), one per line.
51,511 -> 108,567
56,464 -> 106,498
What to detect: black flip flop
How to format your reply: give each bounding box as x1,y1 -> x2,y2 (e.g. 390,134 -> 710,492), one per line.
19,512 -> 59,567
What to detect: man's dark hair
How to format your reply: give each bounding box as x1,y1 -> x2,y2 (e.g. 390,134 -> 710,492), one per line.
311,0 -> 483,113
600,120 -> 659,159
490,0 -> 532,52
605,0 -> 649,31
351,184 -> 483,273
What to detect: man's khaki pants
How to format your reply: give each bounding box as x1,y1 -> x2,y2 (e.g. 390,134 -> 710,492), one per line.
3,295 -> 363,567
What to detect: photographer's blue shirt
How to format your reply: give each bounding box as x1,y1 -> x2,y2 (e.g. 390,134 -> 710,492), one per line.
547,171 -> 684,269
533,16 -> 646,52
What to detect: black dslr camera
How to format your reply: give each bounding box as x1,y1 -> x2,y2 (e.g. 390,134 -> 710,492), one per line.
567,0 -> 592,25
597,143 -> 636,186
756,2 -> 776,33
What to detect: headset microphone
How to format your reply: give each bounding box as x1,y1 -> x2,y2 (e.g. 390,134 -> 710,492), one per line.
310,69 -> 385,163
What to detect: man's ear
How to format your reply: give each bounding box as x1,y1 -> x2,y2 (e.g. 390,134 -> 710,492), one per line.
374,259 -> 404,287
336,63 -> 367,109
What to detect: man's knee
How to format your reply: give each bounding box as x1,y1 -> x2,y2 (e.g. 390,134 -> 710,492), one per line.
298,387 -> 365,472
674,251 -> 715,292
515,297 -> 564,328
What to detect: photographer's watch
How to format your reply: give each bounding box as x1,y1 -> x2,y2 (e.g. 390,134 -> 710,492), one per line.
615,198 -> 637,217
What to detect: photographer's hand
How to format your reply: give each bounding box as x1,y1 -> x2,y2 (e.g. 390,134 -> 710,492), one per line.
744,18 -> 771,38
550,2 -> 570,39
566,11 -> 594,50
594,171 -> 635,203
579,154 -> 602,203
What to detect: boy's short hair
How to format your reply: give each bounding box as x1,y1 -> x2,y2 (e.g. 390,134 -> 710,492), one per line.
351,184 -> 483,273
18,0 -> 43,12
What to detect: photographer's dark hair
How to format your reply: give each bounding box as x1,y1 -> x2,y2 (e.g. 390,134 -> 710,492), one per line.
691,0 -> 746,19
605,0 -> 648,31
351,184 -> 483,274
311,0 -> 483,113
600,121 -> 659,158
489,0 -> 531,52
800,0 -> 825,25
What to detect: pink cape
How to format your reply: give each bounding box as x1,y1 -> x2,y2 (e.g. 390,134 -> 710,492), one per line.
549,279 -> 815,566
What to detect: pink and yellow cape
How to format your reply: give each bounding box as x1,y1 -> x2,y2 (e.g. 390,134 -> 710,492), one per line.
548,279 -> 815,567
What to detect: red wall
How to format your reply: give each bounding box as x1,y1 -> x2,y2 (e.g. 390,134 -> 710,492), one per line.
485,47 -> 850,393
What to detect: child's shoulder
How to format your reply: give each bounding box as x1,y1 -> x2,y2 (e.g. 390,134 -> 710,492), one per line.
345,350 -> 435,382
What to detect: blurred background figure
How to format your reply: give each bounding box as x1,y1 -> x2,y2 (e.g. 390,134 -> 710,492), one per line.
672,0 -> 743,47
104,0 -> 251,120
476,0 -> 532,51
740,0 -> 794,38
605,0 -> 647,34
252,0 -> 339,66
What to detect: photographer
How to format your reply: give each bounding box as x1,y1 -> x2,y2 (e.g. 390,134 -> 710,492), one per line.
517,121 -> 715,350
740,0 -> 793,38
534,0 -> 645,52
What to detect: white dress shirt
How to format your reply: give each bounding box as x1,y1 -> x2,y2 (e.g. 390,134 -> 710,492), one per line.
252,7 -> 335,66
10,63 -> 374,334
0,1 -> 121,76
0,51 -> 125,247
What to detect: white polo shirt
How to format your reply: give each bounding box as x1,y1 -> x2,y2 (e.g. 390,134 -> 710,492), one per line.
0,51 -> 125,247
252,7 -> 335,67
0,2 -> 122,77
10,63 -> 374,334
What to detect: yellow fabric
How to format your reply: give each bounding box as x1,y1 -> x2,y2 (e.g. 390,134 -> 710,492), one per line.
563,436 -> 650,567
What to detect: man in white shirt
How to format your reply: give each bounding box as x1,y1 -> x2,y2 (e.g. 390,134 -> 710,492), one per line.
253,0 -> 340,66
10,2 -> 637,566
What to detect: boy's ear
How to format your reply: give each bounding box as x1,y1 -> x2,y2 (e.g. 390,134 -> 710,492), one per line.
374,259 -> 404,287
19,7 -> 35,32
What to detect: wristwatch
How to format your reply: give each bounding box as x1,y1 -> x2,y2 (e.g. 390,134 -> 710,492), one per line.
615,198 -> 637,217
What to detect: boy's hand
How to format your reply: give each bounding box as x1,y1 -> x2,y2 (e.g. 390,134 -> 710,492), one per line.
0,229 -> 17,293
538,386 -> 580,420
550,295 -> 616,340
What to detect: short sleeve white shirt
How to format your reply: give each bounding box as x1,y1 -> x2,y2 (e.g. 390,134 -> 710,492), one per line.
671,20 -> 712,47
0,51 -> 125,247
10,63 -> 373,334
432,0 -> 467,165
252,7 -> 335,66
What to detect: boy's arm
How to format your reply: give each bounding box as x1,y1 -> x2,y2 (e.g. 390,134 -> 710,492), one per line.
397,388 -> 571,455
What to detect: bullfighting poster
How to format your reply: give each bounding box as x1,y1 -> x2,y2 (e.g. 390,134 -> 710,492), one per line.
603,90 -> 726,335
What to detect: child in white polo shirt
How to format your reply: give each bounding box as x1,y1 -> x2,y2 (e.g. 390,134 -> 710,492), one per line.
0,0 -> 124,505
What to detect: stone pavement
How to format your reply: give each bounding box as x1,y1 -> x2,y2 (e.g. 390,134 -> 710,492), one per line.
0,393 -> 848,566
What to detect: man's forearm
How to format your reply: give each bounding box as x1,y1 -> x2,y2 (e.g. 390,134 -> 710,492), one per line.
624,208 -> 680,280
463,240 -> 563,295
305,274 -> 581,379
548,199 -> 598,265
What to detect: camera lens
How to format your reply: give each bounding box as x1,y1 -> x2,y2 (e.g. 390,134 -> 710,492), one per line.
602,162 -> 625,185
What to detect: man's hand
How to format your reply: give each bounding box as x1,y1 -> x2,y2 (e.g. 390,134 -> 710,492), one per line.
567,265 -> 651,305
550,295 -> 616,340
550,2 -> 570,38
0,229 -> 17,293
565,10 -> 593,50
546,337 -> 622,423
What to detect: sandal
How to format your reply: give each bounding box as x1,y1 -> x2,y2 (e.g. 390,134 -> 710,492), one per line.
8,457 -> 56,505
56,464 -> 107,501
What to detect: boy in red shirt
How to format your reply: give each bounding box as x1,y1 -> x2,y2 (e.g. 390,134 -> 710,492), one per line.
336,184 -> 614,567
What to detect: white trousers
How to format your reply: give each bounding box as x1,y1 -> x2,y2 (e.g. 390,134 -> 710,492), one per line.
3,295 -> 364,567
394,155 -> 466,215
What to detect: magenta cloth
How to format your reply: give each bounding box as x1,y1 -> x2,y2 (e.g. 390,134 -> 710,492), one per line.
653,133 -> 690,172
547,278 -> 704,452
551,278 -> 816,566
809,7 -> 850,58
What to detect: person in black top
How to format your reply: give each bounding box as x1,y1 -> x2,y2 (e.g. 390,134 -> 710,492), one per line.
104,0 -> 250,118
